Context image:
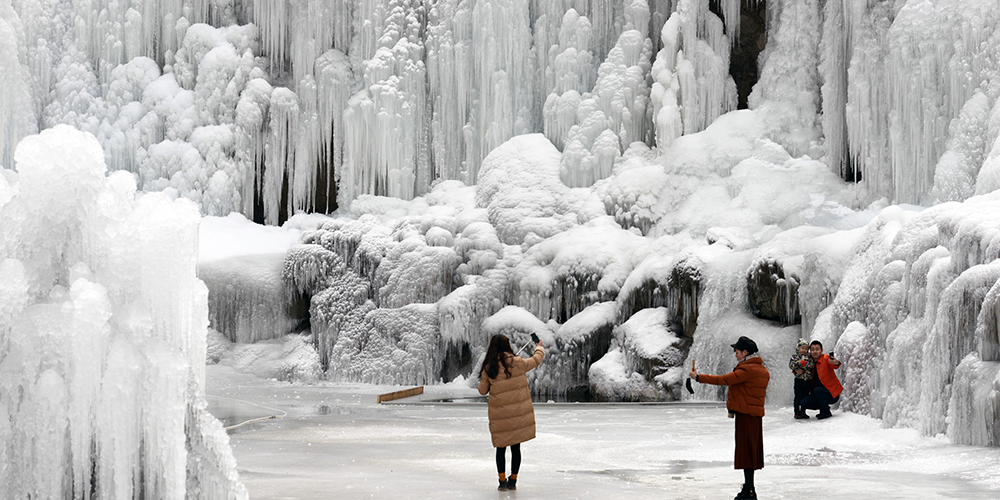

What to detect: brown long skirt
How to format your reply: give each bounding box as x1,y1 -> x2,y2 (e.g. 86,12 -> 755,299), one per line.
734,412 -> 764,470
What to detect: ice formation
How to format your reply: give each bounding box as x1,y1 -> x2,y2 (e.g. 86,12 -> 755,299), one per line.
4,0 -> 1000,457
0,126 -> 245,498
820,197 -> 1000,446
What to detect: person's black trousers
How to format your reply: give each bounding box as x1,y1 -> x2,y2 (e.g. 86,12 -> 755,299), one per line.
793,378 -> 811,415
801,387 -> 839,414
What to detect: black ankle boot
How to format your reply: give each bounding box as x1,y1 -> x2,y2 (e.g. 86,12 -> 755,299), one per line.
498,480 -> 508,491
507,477 -> 517,490
735,484 -> 757,499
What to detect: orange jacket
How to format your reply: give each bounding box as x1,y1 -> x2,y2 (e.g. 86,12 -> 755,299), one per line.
698,356 -> 770,417
814,354 -> 843,398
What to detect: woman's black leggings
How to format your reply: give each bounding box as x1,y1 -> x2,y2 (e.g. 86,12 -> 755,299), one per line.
496,444 -> 521,474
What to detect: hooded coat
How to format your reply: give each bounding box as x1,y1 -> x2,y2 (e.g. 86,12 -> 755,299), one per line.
477,346 -> 545,448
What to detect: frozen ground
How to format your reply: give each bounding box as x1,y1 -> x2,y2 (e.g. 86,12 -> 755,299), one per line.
206,364 -> 1000,500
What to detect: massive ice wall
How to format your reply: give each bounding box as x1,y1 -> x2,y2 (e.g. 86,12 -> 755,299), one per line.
4,0 -> 755,223
821,197 -> 1000,446
0,126 -> 246,498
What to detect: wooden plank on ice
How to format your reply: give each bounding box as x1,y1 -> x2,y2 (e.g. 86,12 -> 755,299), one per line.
377,386 -> 424,403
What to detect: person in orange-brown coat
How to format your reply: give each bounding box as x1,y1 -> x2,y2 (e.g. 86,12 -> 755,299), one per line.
478,334 -> 545,492
690,336 -> 770,500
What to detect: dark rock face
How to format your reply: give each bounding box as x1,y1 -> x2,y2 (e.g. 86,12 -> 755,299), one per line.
618,260 -> 701,338
747,259 -> 801,325
730,0 -> 767,109
533,304 -> 616,398
440,341 -> 472,382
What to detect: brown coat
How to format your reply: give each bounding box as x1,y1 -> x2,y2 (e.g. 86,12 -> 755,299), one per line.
477,346 -> 545,448
698,356 -> 770,417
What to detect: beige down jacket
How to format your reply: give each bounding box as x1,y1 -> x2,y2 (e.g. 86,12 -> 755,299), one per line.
477,346 -> 545,448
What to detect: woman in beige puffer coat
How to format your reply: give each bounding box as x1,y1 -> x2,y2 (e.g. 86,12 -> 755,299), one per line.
477,334 -> 545,491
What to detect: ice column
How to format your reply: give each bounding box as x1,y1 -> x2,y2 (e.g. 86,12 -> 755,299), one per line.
747,0 -> 822,157
559,1 -> 653,187
542,9 -> 597,150
426,0 -> 475,182
469,0 -> 536,181
0,125 -> 246,499
650,0 -> 736,153
341,0 -> 429,206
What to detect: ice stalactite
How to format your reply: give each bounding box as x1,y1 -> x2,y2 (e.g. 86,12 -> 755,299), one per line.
468,0 -> 536,182
252,0 -> 289,73
341,0 -> 429,207
315,49 -> 355,213
263,87 -> 298,225
235,77 -> 273,218
541,9 -> 597,150
0,2 -> 37,169
818,0 -> 855,182
822,0 -> 1000,203
746,258 -> 800,324
199,253 -> 305,343
438,269 -> 509,380
511,218 -> 646,323
425,0 -> 475,183
746,0 -> 822,158
650,0 -> 736,154
559,1 -> 653,187
0,125 -> 246,499
744,226 -> 856,329
617,251 -> 704,340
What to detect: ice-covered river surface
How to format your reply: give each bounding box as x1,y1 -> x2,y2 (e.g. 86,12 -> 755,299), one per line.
206,365 -> 1000,500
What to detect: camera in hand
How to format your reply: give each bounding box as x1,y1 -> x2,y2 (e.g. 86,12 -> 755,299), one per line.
530,332 -> 540,344
829,351 -> 835,358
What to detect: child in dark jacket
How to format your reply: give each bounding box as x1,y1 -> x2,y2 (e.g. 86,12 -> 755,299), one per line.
789,339 -> 814,419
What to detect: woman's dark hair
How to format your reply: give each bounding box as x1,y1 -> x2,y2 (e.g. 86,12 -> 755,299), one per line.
810,340 -> 823,349
483,335 -> 514,379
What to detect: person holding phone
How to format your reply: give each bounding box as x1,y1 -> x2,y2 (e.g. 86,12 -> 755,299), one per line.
799,340 -> 842,419
689,336 -> 770,500
478,333 -> 545,491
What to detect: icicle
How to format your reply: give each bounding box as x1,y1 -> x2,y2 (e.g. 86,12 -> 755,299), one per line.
0,4 -> 37,169
315,49 -> 354,212
264,87 -> 298,225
